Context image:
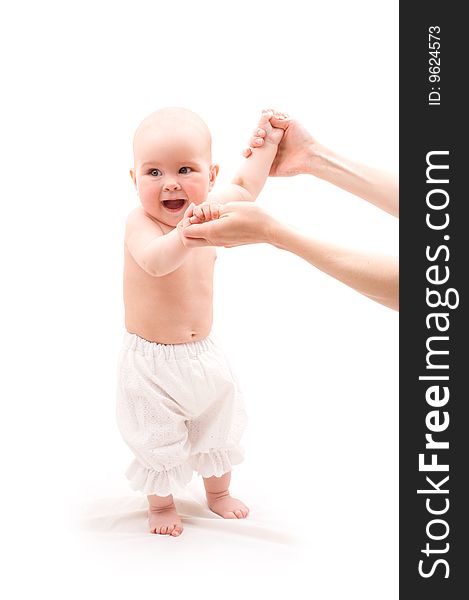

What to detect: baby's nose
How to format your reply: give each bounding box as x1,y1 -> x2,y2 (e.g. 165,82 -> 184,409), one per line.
163,179 -> 182,191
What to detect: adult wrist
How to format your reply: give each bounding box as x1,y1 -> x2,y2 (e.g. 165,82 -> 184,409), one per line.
176,223 -> 193,252
306,142 -> 333,178
265,216 -> 286,247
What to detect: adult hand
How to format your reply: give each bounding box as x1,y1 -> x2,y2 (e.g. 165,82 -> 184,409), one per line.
251,109 -> 286,148
243,111 -> 399,217
181,201 -> 398,310
182,202 -> 275,248
243,112 -> 320,177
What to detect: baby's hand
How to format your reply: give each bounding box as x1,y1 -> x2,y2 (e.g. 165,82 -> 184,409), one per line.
189,202 -> 221,224
177,203 -> 207,247
243,109 -> 288,157
178,203 -> 220,248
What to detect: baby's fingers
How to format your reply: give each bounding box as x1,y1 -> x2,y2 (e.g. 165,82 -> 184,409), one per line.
258,108 -> 274,127
188,203 -> 218,224
201,203 -> 221,221
251,127 -> 266,147
209,203 -> 221,221
197,204 -> 212,222
253,126 -> 266,139
178,202 -> 196,228
242,126 -> 266,157
183,202 -> 195,219
188,203 -> 205,223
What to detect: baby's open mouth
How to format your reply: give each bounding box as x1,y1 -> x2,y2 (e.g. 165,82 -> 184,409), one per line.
162,199 -> 186,211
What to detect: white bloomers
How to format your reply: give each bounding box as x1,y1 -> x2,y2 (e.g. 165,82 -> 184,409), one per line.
116,333 -> 248,496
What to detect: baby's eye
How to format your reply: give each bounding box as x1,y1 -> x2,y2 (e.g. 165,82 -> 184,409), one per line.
179,166 -> 192,174
149,168 -> 162,176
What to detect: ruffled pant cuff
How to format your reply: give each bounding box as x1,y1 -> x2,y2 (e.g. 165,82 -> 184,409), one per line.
125,446 -> 244,496
125,460 -> 193,497
190,446 -> 244,478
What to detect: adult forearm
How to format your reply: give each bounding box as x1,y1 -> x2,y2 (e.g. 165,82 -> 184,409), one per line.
308,144 -> 399,217
269,221 -> 399,310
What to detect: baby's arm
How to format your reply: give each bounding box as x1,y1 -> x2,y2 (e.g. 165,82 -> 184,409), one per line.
125,208 -> 192,277
245,115 -> 399,217
209,109 -> 286,205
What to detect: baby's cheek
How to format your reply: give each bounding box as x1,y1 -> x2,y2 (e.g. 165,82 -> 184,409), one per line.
137,180 -> 156,200
193,176 -> 211,201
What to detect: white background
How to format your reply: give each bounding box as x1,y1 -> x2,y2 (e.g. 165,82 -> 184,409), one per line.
1,1 -> 398,598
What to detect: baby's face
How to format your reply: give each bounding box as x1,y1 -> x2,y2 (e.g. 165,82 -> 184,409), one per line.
131,124 -> 218,227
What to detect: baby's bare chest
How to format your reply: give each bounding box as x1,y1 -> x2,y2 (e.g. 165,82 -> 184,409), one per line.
124,246 -> 216,298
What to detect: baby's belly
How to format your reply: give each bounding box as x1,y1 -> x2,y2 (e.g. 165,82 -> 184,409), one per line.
125,300 -> 213,344
123,245 -> 215,344
124,280 -> 214,344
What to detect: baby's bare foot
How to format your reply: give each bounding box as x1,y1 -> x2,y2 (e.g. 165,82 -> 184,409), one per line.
206,491 -> 249,519
148,502 -> 183,536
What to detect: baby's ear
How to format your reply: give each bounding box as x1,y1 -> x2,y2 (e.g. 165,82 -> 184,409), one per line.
208,164 -> 219,190
129,168 -> 137,187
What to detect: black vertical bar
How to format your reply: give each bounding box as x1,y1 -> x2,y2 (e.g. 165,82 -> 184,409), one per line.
400,2 -> 467,597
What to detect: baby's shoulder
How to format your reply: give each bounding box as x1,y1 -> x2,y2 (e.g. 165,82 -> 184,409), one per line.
125,206 -> 151,226
125,207 -> 165,239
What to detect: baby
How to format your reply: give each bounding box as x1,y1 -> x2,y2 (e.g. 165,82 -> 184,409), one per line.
117,107 -> 285,536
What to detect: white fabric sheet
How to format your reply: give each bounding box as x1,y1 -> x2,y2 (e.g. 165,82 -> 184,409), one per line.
77,482 -> 308,599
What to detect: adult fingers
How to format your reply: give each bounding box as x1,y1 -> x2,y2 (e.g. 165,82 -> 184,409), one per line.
269,114 -> 291,130
182,236 -> 211,247
257,108 -> 274,128
183,222 -> 214,240
209,203 -> 221,220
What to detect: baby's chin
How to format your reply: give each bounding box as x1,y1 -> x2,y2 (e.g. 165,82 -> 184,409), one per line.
141,205 -> 185,230
158,199 -> 189,225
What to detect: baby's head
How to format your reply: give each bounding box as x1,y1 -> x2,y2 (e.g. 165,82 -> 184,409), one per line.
130,107 -> 219,226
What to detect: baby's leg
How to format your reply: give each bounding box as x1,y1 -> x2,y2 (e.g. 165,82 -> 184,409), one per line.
203,471 -> 249,519
148,494 -> 183,536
